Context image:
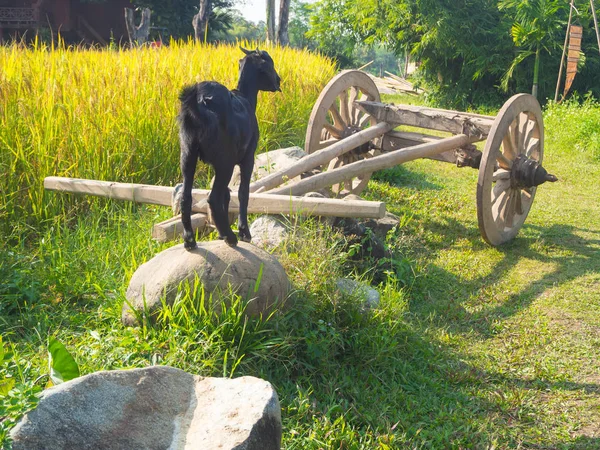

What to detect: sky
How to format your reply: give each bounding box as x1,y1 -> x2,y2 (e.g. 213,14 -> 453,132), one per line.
236,0 -> 268,24
235,0 -> 318,25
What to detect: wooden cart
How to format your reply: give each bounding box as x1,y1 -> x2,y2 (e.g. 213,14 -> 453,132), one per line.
44,70 -> 558,247
286,70 -> 558,246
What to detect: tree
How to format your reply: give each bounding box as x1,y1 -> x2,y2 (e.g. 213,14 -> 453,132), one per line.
266,0 -> 277,42
124,7 -> 152,46
132,0 -> 234,41
193,0 -> 212,42
266,0 -> 291,45
499,0 -> 566,98
288,0 -> 315,49
278,0 -> 291,45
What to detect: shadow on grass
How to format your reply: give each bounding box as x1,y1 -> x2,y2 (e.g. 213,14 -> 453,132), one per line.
268,296 -> 600,448
411,219 -> 600,339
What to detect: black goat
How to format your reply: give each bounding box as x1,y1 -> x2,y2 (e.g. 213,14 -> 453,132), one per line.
178,48 -> 281,250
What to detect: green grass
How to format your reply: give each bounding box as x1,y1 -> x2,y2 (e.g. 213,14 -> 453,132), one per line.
2,43 -> 600,448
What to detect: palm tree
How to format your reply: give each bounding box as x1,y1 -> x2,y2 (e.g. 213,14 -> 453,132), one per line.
499,0 -> 566,97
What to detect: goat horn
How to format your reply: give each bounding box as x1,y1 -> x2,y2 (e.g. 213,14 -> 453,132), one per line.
240,47 -> 251,55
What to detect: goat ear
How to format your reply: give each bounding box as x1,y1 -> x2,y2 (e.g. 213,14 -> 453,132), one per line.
240,47 -> 252,55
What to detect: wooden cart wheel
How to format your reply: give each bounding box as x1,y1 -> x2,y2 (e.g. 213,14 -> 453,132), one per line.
477,94 -> 544,246
305,70 -> 381,196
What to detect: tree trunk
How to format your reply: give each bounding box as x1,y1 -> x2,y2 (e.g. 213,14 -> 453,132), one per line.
266,0 -> 276,44
277,0 -> 290,46
532,44 -> 540,98
124,7 -> 151,47
193,0 -> 212,42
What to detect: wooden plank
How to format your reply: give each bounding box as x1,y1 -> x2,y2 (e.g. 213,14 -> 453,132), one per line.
249,121 -> 392,193
44,177 -> 386,218
152,213 -> 209,243
268,133 -> 480,196
356,101 -> 494,138
381,131 -> 461,164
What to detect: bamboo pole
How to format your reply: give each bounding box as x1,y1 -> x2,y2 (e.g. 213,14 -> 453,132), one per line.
268,134 -> 479,196
591,0 -> 600,57
248,121 -> 392,193
44,177 -> 386,218
555,0 -> 575,102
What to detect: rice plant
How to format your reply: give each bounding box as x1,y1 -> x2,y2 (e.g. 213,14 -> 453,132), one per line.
0,40 -> 336,240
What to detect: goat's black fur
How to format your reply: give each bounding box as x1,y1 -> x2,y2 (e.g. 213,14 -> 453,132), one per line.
178,48 -> 281,250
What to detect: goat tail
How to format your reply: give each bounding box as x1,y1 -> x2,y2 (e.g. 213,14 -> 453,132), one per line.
178,85 -> 218,141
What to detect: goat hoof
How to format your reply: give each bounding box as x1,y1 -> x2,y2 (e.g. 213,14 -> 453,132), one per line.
240,234 -> 252,243
224,235 -> 238,247
184,239 -> 197,251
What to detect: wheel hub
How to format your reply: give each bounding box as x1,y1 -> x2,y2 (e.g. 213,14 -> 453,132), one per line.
510,155 -> 558,188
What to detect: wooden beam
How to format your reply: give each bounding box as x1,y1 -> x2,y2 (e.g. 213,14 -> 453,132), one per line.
381,130 -> 479,165
268,134 -> 480,196
356,101 -> 494,138
44,177 -> 386,218
152,213 -> 209,243
249,121 -> 392,193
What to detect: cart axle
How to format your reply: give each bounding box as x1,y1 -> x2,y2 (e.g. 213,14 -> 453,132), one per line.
511,155 -> 558,188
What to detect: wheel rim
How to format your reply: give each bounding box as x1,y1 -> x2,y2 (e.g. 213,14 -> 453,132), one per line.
305,70 -> 381,196
477,94 -> 544,246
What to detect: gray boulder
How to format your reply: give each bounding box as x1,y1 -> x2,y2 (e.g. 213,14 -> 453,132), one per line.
250,216 -> 290,250
335,278 -> 380,310
229,146 -> 307,188
122,241 -> 290,326
10,366 -> 281,450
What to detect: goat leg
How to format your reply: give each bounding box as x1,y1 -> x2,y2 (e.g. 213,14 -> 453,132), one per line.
180,144 -> 199,251
237,153 -> 254,243
209,167 -> 238,246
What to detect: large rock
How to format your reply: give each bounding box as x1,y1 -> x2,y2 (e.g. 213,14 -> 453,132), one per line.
335,278 -> 380,310
250,216 -> 290,250
230,146 -> 307,188
122,241 -> 290,326
10,366 -> 282,450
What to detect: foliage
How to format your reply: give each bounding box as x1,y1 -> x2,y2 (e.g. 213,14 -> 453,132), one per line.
498,0 -> 567,94
131,0 -> 235,41
307,0 -> 600,107
2,42 -> 600,449
306,0 -> 359,67
0,41 -> 336,242
545,95 -> 600,160
215,11 -> 266,42
48,337 -> 80,385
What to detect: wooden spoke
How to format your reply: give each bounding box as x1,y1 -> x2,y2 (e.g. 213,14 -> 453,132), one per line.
328,150 -> 376,195
509,114 -> 520,157
527,138 -> 540,159
304,71 -> 381,197
316,138 -> 339,150
492,169 -> 511,181
323,123 -> 343,139
358,112 -> 372,128
339,89 -> 350,124
348,87 -> 360,125
515,190 -> 524,215
521,118 -> 536,154
493,189 -> 511,225
497,153 -> 513,170
504,191 -> 518,228
492,179 -> 511,200
328,103 -> 345,129
477,93 -> 544,245
502,134 -> 517,160
517,113 -> 529,155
